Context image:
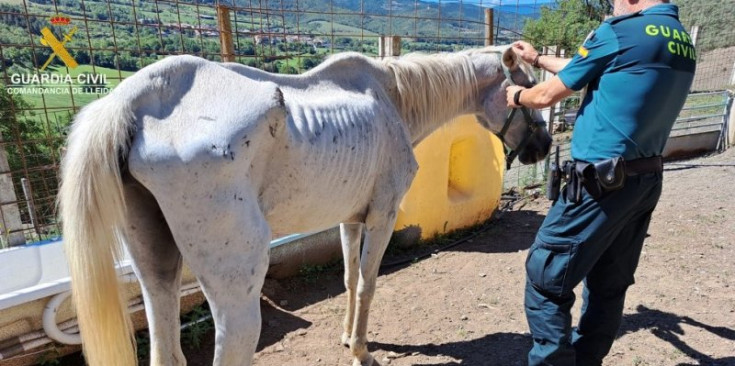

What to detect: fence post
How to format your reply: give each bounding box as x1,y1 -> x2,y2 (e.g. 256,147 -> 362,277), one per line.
541,46 -> 565,134
690,25 -> 699,46
390,35 -> 401,57
0,136 -> 26,247
555,48 -> 566,133
540,46 -> 552,132
379,35 -> 401,59
485,9 -> 494,46
728,93 -> 735,148
217,5 -> 235,62
21,178 -> 41,240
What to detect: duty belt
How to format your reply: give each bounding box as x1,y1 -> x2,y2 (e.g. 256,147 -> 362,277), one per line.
624,156 -> 663,176
547,155 -> 663,203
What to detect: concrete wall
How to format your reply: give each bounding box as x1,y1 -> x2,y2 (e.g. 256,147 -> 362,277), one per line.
663,130 -> 722,160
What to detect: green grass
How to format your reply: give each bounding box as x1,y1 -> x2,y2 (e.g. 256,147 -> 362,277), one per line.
60,64 -> 134,82
180,305 -> 214,350
298,261 -> 341,284
679,92 -> 729,119
307,20 -> 379,36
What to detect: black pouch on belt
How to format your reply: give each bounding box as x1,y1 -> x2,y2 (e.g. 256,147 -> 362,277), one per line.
576,162 -> 603,199
594,156 -> 626,191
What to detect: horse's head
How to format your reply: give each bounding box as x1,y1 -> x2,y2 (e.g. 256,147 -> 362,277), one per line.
470,46 -> 552,168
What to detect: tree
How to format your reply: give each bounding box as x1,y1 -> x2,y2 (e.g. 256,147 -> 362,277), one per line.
522,0 -> 607,55
302,56 -> 323,70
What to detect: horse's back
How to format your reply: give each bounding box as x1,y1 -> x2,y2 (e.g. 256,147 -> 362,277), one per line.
123,54 -> 415,237
124,55 -> 287,197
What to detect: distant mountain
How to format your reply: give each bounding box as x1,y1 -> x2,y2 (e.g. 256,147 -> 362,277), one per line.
492,2 -> 555,16
241,0 -> 548,41
419,0 -> 555,15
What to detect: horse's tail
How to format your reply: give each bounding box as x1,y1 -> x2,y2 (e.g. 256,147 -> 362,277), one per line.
58,95 -> 137,366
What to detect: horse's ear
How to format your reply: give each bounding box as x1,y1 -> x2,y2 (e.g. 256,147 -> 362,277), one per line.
502,46 -> 520,71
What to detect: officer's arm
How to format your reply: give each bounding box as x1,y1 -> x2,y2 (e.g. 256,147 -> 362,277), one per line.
534,55 -> 571,74
510,41 -> 571,74
506,77 -> 573,110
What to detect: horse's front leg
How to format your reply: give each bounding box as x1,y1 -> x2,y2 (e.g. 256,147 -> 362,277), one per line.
349,194 -> 403,366
340,223 -> 363,347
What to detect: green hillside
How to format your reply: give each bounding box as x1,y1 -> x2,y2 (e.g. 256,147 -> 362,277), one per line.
0,0 -> 545,83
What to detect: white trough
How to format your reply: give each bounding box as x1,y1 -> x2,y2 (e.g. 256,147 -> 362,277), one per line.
0,233 -> 319,364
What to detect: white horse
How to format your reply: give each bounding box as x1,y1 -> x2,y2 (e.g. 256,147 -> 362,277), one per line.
59,45 -> 550,366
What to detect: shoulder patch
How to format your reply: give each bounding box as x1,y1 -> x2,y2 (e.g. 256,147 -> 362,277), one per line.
577,46 -> 589,58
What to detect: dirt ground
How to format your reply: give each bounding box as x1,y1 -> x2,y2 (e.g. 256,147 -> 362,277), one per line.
60,149 -> 734,366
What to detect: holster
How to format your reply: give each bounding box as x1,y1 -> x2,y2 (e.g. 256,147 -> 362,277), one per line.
562,156 -> 627,203
563,161 -> 582,203
546,162 -> 562,201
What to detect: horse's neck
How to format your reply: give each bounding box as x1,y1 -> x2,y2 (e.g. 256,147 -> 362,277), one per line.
383,53 -> 481,145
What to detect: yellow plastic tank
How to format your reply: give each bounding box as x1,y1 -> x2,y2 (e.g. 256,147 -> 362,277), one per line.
394,115 -> 505,239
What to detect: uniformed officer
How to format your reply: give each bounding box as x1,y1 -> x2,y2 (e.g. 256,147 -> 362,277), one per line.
504,0 -> 696,365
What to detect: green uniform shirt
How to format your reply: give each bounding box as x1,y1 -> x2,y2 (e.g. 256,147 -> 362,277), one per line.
558,4 -> 696,162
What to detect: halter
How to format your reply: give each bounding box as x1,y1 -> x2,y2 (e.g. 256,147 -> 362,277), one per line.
495,54 -> 547,170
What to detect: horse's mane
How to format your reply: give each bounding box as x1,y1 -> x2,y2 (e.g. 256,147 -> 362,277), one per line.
240,49 -> 487,142
381,52 -> 478,138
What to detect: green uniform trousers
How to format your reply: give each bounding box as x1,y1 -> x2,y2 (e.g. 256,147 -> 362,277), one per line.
525,172 -> 663,366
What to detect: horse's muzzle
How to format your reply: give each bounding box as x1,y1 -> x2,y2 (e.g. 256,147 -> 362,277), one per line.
518,128 -> 552,164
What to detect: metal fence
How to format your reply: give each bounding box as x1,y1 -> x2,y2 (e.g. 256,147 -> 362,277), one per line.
1,0 -> 733,246
504,91 -> 734,194
0,0 -> 551,247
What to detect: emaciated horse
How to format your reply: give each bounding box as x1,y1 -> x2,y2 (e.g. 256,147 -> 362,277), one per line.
59,45 -> 550,366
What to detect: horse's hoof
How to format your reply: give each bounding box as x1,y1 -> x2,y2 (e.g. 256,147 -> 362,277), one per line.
352,354 -> 378,366
340,333 -> 351,348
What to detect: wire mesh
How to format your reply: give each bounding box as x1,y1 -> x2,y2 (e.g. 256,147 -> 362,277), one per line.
0,0 -> 549,247
0,0 -> 732,246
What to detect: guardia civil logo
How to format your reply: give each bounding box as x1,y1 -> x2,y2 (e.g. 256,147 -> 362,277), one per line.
645,24 -> 697,60
4,14 -> 111,96
40,14 -> 79,70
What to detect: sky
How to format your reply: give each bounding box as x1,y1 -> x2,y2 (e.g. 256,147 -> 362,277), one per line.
418,0 -> 556,5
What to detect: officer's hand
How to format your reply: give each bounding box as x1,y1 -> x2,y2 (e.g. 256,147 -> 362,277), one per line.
512,41 -> 539,65
506,85 -> 526,108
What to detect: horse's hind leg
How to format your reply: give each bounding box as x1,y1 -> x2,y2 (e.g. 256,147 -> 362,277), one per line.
123,177 -> 186,366
349,193 -> 405,366
340,223 -> 363,347
156,188 -> 270,366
